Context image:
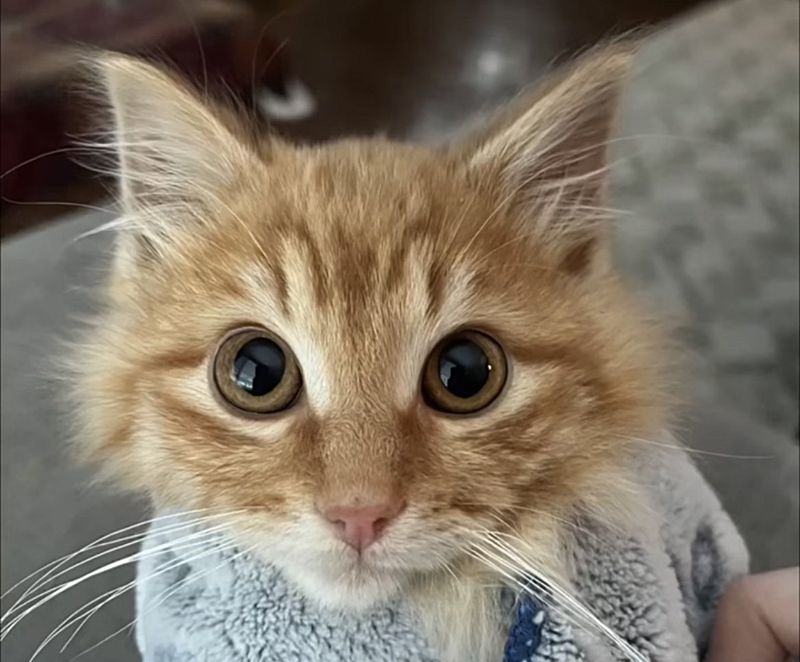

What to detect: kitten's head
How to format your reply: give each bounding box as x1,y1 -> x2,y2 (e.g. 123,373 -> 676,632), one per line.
73,46 -> 666,609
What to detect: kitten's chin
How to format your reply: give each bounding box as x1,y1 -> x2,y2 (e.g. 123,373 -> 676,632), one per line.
282,559 -> 406,612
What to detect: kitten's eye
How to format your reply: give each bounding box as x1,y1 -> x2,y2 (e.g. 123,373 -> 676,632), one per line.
422,331 -> 507,414
212,329 -> 302,414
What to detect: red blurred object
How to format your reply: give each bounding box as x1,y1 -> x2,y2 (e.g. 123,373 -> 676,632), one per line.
1,0 -> 290,235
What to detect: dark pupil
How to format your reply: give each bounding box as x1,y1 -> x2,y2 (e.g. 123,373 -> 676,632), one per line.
232,339 -> 285,397
438,339 -> 490,399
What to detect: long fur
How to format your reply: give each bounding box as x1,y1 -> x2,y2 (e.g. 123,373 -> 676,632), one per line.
61,42 -> 674,661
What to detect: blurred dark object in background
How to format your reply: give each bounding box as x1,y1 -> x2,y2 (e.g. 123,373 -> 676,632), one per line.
0,0 -> 709,239
265,0 -> 711,142
1,0 -> 293,237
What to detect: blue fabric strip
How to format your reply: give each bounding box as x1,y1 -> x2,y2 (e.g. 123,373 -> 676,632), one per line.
503,594 -> 546,662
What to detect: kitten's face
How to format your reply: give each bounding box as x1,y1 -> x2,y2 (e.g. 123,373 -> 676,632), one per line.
75,50 -> 664,609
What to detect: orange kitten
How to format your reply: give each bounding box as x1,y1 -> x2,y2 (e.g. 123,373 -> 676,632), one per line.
70,44 -> 668,660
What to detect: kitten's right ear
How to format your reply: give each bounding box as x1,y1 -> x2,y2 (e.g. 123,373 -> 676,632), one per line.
453,44 -> 633,275
89,54 -> 265,276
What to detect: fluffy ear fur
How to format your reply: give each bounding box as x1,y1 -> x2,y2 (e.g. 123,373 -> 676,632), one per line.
92,54 -> 265,276
461,44 -> 634,274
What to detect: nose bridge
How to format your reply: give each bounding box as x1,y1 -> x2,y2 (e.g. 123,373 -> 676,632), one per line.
317,407 -> 403,506
326,304 -> 401,407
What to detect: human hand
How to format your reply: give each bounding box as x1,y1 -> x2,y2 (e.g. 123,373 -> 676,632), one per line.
707,566 -> 799,662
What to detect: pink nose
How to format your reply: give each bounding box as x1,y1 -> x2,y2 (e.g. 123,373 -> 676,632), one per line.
323,501 -> 405,551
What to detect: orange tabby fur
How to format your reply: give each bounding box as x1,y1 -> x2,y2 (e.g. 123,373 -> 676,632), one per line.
70,43 -> 669,661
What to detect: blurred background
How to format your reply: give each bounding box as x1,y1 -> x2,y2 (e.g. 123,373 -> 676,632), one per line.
1,0 -> 711,236
1,0 -> 798,660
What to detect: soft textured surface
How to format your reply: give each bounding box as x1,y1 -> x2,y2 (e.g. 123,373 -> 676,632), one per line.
135,442 -> 748,662
611,0 -> 799,435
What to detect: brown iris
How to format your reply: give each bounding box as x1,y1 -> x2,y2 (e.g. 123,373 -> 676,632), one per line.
212,328 -> 302,414
422,330 -> 507,413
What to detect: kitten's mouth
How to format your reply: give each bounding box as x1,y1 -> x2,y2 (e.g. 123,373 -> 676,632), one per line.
331,540 -> 402,572
336,555 -> 393,580
281,546 -> 410,610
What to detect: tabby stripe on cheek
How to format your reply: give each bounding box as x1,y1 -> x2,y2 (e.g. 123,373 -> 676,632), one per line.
142,347 -> 207,372
157,393 -> 264,447
500,338 -> 593,369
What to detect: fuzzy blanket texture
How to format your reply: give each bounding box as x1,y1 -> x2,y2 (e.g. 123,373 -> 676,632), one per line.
135,441 -> 748,662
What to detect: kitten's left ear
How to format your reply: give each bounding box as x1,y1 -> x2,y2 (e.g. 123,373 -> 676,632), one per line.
90,53 -> 268,282
460,44 -> 634,274
95,53 -> 263,214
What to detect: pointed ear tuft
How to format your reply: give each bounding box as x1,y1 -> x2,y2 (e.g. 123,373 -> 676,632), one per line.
92,53 -> 261,213
84,53 -> 266,280
461,43 -> 635,273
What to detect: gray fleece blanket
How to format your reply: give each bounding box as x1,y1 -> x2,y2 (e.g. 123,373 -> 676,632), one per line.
135,441 -> 748,661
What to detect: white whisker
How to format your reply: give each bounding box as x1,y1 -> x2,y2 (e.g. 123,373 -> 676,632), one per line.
1,522 -> 235,640
11,512 -> 242,612
73,544 -> 253,660
465,545 -> 586,640
621,434 -> 774,460
30,539 -> 239,661
2,510 -> 206,603
470,532 -> 647,662
2,509 -> 241,612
